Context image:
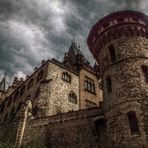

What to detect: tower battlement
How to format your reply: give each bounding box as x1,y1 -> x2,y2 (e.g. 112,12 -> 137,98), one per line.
88,10 -> 148,61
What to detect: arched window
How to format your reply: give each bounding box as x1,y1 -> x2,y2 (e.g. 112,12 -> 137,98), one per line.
14,91 -> 19,101
37,70 -> 44,82
108,44 -> 116,62
62,72 -> 71,83
84,76 -> 96,94
127,111 -> 140,135
27,78 -> 34,90
34,87 -> 40,98
20,85 -> 26,96
69,91 -> 77,104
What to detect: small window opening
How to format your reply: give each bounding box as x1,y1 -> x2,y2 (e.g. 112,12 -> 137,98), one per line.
127,111 -> 140,135
106,76 -> 112,93
108,44 -> 116,62
141,65 -> 148,83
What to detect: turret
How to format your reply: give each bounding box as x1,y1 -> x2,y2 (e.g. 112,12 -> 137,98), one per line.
88,10 -> 148,148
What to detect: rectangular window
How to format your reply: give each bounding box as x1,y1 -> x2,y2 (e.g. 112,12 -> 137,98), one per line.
127,111 -> 140,135
106,76 -> 112,93
108,44 -> 116,62
84,76 -> 96,94
141,65 -> 148,83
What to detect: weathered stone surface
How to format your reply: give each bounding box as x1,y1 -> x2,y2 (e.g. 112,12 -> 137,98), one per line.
99,36 -> 148,147
22,107 -> 105,148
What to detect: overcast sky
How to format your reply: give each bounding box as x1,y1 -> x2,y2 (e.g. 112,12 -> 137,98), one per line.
0,0 -> 148,84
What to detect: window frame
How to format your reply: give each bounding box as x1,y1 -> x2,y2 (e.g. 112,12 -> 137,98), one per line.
68,91 -> 77,104
84,76 -> 96,94
62,72 -> 71,83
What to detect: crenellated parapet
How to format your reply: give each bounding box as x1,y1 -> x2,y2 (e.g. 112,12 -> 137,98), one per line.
88,10 -> 148,60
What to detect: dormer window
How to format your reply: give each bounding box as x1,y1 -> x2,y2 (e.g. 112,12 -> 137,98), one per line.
62,72 -> 71,83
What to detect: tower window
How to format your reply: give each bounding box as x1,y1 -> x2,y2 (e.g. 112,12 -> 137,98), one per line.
62,72 -> 71,83
141,65 -> 148,83
106,76 -> 112,93
69,91 -> 77,104
84,77 -> 96,94
108,44 -> 116,62
127,111 -> 140,135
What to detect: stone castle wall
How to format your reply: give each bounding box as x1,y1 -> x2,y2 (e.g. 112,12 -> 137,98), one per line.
99,36 -> 148,147
45,61 -> 79,116
22,107 -> 105,148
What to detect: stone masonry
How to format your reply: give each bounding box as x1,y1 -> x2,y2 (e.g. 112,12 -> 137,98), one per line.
87,10 -> 148,148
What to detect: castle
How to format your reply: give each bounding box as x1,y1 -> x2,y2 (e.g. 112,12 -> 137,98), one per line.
0,10 -> 148,148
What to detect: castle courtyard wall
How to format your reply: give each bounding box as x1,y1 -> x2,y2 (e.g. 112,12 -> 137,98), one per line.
22,107 -> 105,148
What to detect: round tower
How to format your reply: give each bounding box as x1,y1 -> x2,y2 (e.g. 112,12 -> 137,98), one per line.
87,10 -> 148,148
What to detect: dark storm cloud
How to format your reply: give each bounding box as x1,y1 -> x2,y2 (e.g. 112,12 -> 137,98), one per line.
0,0 -> 148,83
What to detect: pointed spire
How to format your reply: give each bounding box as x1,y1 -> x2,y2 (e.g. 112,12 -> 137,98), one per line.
0,73 -> 6,92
